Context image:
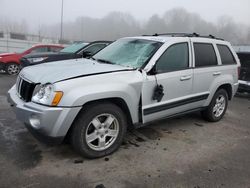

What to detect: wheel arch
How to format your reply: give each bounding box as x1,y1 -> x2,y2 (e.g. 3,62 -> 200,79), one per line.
216,83 -> 233,100
82,97 -> 133,126
2,61 -> 18,68
5,61 -> 19,66
65,97 -> 134,141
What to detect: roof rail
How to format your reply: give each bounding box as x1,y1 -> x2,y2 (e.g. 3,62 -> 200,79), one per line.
142,32 -> 200,37
142,33 -> 224,40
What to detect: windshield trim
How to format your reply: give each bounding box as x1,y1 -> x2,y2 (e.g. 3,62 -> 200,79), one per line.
140,41 -> 164,69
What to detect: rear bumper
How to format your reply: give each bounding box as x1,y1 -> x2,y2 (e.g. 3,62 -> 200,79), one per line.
238,80 -> 250,93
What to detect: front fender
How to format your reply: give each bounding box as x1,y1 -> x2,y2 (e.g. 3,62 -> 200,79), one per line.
55,71 -> 143,123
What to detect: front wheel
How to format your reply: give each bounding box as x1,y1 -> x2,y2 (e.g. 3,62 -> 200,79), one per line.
201,89 -> 228,122
6,63 -> 20,75
71,102 -> 127,158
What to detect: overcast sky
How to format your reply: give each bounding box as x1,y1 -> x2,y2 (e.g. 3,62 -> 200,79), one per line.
1,0 -> 250,26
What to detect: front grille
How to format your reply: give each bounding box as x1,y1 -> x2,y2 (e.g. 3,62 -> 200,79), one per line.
16,76 -> 36,102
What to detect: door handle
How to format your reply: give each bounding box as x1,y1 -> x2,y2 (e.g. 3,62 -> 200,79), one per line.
213,72 -> 221,76
180,75 -> 192,81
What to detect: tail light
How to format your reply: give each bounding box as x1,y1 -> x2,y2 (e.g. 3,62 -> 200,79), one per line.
237,66 -> 241,79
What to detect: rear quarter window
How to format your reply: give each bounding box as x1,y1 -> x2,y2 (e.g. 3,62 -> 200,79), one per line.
194,43 -> 218,67
217,44 -> 236,65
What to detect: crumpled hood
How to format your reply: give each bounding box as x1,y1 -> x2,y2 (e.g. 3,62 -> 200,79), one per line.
20,58 -> 134,84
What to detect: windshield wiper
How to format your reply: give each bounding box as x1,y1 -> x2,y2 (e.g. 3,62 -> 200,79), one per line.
96,58 -> 115,65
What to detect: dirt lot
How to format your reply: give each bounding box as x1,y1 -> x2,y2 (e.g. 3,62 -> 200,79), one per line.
0,73 -> 250,188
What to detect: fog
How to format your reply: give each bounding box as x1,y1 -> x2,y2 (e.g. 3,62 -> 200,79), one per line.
0,0 -> 250,45
39,8 -> 250,45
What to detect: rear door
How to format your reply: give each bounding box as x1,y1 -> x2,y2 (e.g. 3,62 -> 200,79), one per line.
142,39 -> 194,123
191,39 -> 220,108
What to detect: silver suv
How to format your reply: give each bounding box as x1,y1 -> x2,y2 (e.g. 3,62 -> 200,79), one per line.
8,33 -> 240,158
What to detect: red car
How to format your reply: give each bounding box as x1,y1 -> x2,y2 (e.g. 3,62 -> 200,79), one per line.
0,44 -> 64,75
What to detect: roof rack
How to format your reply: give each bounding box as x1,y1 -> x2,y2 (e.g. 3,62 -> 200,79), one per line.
142,32 -> 224,41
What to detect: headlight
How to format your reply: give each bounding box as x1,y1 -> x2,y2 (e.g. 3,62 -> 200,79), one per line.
29,57 -> 48,63
0,56 -> 2,59
32,84 -> 63,106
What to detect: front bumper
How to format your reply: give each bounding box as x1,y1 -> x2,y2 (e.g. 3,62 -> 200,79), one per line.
238,80 -> 250,93
7,85 -> 81,145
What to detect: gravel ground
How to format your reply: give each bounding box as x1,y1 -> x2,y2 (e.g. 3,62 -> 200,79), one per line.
0,72 -> 250,188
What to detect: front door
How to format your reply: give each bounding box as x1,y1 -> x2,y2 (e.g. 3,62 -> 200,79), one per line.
142,41 -> 194,123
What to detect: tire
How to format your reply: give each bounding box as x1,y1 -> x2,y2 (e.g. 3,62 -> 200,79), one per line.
71,102 -> 127,158
6,63 -> 20,75
201,89 -> 228,122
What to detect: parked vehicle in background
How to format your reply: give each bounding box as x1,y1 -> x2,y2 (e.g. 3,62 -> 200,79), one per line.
237,52 -> 250,93
8,33 -> 240,158
20,41 -> 111,68
0,44 -> 64,75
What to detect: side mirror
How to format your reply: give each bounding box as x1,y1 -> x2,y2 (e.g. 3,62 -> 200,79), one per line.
149,65 -> 158,75
82,51 -> 92,58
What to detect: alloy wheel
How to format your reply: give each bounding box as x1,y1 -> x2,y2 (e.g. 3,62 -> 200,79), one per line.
7,64 -> 19,75
213,95 -> 226,118
85,113 -> 119,151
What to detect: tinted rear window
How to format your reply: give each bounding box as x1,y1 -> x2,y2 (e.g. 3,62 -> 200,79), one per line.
217,45 -> 236,65
194,43 -> 217,67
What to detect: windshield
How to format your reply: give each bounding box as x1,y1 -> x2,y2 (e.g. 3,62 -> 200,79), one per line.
60,42 -> 88,53
93,38 -> 163,68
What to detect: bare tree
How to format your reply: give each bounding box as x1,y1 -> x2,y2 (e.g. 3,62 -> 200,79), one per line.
1,8 -> 249,45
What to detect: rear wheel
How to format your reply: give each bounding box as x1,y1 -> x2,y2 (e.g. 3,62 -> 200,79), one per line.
6,63 -> 20,75
71,102 -> 127,158
201,89 -> 228,122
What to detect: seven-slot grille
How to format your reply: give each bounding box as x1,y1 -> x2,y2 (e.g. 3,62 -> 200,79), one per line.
16,76 -> 36,102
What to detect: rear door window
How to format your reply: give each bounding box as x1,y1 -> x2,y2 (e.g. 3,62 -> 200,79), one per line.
194,43 -> 217,67
217,45 -> 236,65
